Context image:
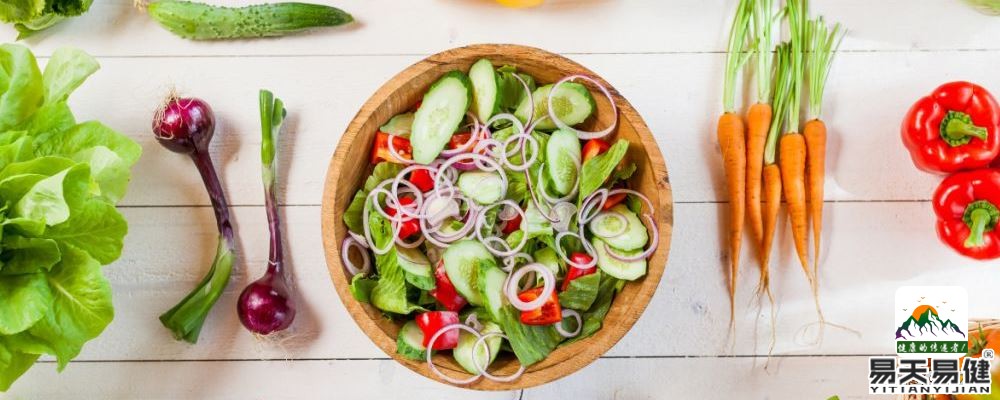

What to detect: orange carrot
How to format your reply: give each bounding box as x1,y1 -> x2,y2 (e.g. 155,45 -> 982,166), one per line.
779,133 -> 810,281
760,164 -> 782,292
804,119 -> 826,274
719,0 -> 753,328
746,103 -> 771,248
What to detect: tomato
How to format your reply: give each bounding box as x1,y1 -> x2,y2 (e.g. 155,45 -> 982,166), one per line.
581,139 -> 612,163
517,287 -> 562,325
409,169 -> 434,192
501,213 -> 523,235
447,132 -> 476,150
561,253 -> 597,292
371,132 -> 412,164
601,192 -> 627,210
415,311 -> 460,350
385,197 -> 420,239
428,261 -> 467,312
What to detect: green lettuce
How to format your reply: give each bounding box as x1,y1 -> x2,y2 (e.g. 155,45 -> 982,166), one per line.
0,44 -> 139,391
342,162 -> 404,235
558,271 -> 601,311
367,211 -> 423,315
579,139 -> 630,201
496,305 -> 562,367
0,0 -> 94,39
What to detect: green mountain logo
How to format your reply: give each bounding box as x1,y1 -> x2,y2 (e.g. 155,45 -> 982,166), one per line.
895,305 -> 965,340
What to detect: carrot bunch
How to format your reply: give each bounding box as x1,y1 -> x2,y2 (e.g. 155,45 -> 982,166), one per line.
719,0 -> 845,342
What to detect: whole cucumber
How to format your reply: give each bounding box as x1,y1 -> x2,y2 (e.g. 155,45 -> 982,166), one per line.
146,1 -> 354,40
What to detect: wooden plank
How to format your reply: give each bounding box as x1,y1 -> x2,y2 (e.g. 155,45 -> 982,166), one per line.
59,51 -> 1000,207
3,0 -> 999,57
6,356 -> 871,399
73,202 -> 1000,362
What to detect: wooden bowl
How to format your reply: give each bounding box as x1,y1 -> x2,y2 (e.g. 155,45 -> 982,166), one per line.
321,44 -> 673,390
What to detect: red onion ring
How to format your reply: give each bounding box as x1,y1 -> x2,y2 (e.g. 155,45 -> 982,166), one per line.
500,132 -> 539,172
607,188 -> 655,215
426,324 -> 483,385
363,188 -> 404,255
548,75 -> 618,140
536,166 -> 578,205
606,213 -> 659,262
348,231 -> 369,249
553,231 -> 598,269
476,201 -> 526,257
555,309 -> 582,338
464,313 -> 483,332
340,236 -> 372,277
579,188 -> 610,224
550,202 -> 577,233
504,263 -> 555,311
440,112 -> 483,157
472,332 -> 525,382
512,74 -> 534,126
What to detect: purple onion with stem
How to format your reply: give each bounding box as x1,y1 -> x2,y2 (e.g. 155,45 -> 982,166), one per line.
154,95 -> 237,343
237,90 -> 296,335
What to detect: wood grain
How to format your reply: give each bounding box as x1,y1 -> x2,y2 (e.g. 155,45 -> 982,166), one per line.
321,44 -> 672,389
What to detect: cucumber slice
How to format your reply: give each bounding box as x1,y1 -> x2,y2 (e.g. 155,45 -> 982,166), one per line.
442,240 -> 496,306
457,171 -> 505,204
469,59 -> 500,122
515,83 -> 596,131
592,237 -> 647,281
454,321 -> 503,374
396,320 -> 427,360
411,71 -> 472,164
380,112 -> 414,137
477,262 -> 509,320
589,204 -> 648,251
397,247 -> 435,290
545,129 -> 581,195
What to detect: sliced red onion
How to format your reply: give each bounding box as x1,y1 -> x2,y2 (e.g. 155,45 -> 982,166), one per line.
464,313 -> 483,332
348,231 -> 369,249
486,113 -> 526,136
512,74 -> 534,126
386,133 -> 415,164
548,75 -> 618,140
440,112 -> 482,157
608,188 -> 654,215
554,231 -> 598,269
394,232 -> 424,249
423,195 -> 460,226
500,132 -> 539,172
341,236 -> 372,277
504,263 -> 555,311
472,332 -> 525,382
590,211 -> 628,238
578,188 -> 609,224
363,189 -> 403,255
516,270 -> 537,292
555,309 -> 582,338
550,202 -> 578,233
497,203 -> 519,221
606,213 -> 659,262
476,201 -> 526,257
426,324 -> 483,385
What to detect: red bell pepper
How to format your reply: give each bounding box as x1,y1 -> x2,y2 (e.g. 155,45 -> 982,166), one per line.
932,168 -> 1000,260
415,311 -> 460,350
385,197 -> 420,239
561,253 -> 597,292
582,139 -> 612,163
429,261 -> 467,312
448,132 -> 475,150
902,81 -> 1000,174
517,287 -> 562,325
409,169 -> 434,192
601,192 -> 627,210
501,213 -> 522,235
371,131 -> 413,164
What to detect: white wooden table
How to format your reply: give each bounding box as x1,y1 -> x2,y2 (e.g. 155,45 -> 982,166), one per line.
3,1 -> 1000,398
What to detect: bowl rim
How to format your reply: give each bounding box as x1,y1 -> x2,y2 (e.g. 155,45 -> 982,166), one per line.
320,43 -> 673,390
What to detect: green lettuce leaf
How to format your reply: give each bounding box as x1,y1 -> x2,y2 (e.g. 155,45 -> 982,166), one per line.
42,47 -> 99,105
579,139 -> 629,201
0,343 -> 38,392
349,274 -> 377,303
343,162 -> 405,234
558,271 -> 601,311
32,121 -> 141,202
27,245 -> 113,369
367,212 -> 423,315
1,0 -> 94,39
0,44 -> 43,131
566,274 -> 622,343
496,305 -> 562,367
0,235 -> 60,275
43,198 -> 127,265
0,273 -> 52,335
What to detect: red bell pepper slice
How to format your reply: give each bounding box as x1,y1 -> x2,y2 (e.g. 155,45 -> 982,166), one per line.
409,169 -> 434,192
933,168 -> 1000,260
385,197 -> 420,239
561,253 -> 597,292
448,132 -> 476,151
415,311 -> 460,350
902,81 -> 1000,174
429,261 -> 467,312
371,131 -> 413,164
582,139 -> 612,164
517,287 -> 562,325
601,192 -> 627,210
501,213 -> 523,235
